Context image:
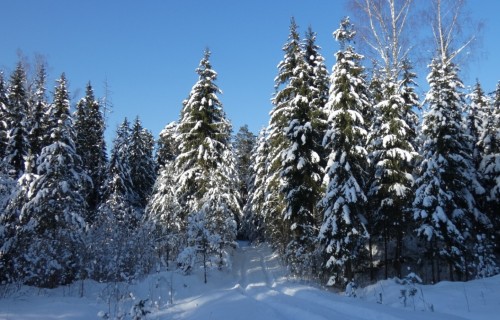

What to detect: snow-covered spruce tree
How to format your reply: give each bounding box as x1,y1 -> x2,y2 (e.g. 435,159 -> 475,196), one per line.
366,67 -> 419,279
174,49 -> 240,272
478,82 -> 500,236
90,118 -> 152,282
264,18 -> 302,253
0,153 -> 37,284
146,121 -> 182,268
178,171 -> 238,281
156,121 -> 179,168
233,125 -> 256,211
303,26 -> 329,163
146,161 -> 183,269
4,62 -> 31,178
15,74 -> 91,288
129,116 -> 156,208
413,59 -> 491,282
242,128 -> 269,242
318,17 -> 370,287
74,82 -> 107,218
466,80 -> 490,170
99,118 -> 140,226
26,64 -> 50,162
0,72 -> 8,160
279,26 -> 326,275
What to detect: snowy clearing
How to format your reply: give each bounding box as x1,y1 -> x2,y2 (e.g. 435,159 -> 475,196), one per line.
1,241 -> 499,320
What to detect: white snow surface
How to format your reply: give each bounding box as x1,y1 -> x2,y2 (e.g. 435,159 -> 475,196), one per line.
1,241 -> 499,320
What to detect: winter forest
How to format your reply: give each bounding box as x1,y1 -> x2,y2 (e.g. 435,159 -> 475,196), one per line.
1,0 -> 499,301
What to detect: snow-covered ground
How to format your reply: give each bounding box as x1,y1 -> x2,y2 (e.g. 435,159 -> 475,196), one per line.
1,241 -> 499,320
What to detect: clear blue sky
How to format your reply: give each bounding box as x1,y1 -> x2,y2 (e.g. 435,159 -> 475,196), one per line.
1,0 -> 499,145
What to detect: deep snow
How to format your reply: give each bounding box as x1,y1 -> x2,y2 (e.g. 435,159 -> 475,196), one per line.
1,241 -> 499,319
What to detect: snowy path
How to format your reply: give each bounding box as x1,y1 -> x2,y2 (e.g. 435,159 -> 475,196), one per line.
162,242 -> 469,320
1,242 -> 496,319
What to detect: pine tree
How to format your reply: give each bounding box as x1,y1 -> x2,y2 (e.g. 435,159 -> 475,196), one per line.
17,74 -> 90,287
4,62 -> 31,178
174,49 -> 240,270
129,116 -> 156,208
74,82 -> 107,218
318,17 -> 370,287
413,60 -> 490,281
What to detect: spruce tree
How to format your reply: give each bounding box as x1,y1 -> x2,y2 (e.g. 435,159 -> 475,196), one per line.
26,64 -> 49,161
366,66 -> 419,279
90,118 -> 152,281
4,62 -> 30,178
279,26 -> 325,275
242,128 -> 269,242
1,153 -> 37,283
413,60 -> 490,281
156,121 -> 179,168
477,81 -> 500,252
146,162 -> 183,268
264,18 -> 301,252
466,80 -> 490,169
0,72 -> 9,160
129,116 -> 156,208
318,17 -> 370,287
100,118 -> 139,224
74,82 -> 107,218
174,49 -> 240,270
17,74 -> 90,287
303,26 -> 329,161
233,125 -> 256,211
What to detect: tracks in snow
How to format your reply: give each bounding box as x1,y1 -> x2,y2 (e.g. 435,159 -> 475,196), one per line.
166,242 -> 467,320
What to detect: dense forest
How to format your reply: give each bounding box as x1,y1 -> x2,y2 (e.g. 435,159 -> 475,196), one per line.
1,0 -> 499,291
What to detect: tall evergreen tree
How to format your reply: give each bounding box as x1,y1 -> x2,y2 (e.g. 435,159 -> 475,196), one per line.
4,62 -> 31,178
89,118 -> 156,282
242,128 -> 269,242
477,81 -> 500,247
1,153 -> 37,283
156,121 -> 179,168
279,25 -> 325,275
318,18 -> 371,287
146,162 -> 183,268
264,18 -> 301,252
413,60 -> 490,281
466,80 -> 490,169
17,74 -> 90,287
366,66 -> 419,279
174,49 -> 240,269
129,116 -> 156,208
0,72 -> 9,160
100,118 -> 139,224
233,125 -> 256,210
26,64 -> 49,161
74,82 -> 107,217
